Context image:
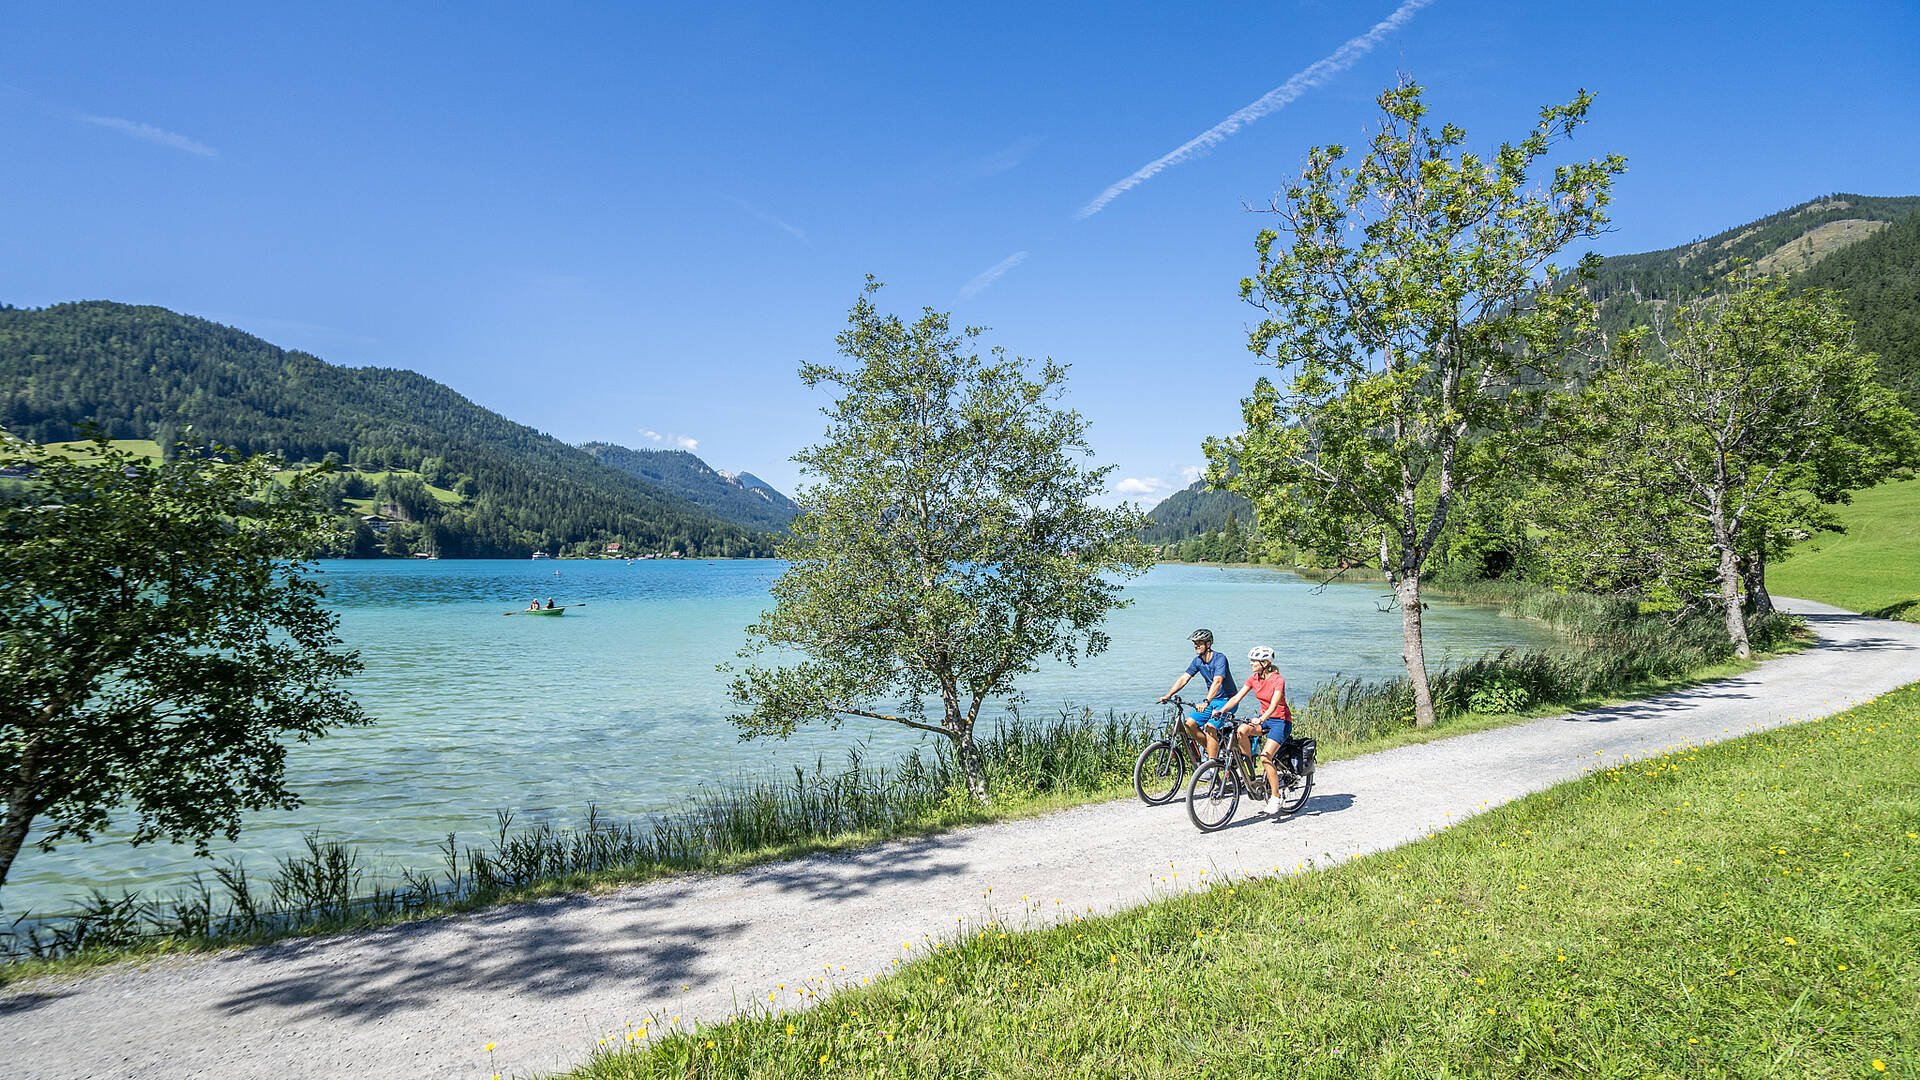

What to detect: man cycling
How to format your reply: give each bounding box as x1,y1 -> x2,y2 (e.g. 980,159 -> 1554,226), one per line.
1219,645 -> 1294,814
1158,628 -> 1238,765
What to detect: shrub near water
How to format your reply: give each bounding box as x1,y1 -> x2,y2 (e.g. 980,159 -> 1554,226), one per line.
572,684 -> 1920,1079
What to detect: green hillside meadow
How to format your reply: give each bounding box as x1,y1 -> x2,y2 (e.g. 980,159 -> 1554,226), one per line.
1770,478 -> 1920,622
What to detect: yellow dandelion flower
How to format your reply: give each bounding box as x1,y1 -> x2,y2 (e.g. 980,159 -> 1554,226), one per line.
1873,1062 -> 1887,1072
484,1043 -> 496,1052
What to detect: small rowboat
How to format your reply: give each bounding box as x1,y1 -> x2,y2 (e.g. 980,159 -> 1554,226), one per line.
503,602 -> 585,617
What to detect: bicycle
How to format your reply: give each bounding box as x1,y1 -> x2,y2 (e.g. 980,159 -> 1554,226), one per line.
1186,727 -> 1315,832
1132,695 -> 1209,805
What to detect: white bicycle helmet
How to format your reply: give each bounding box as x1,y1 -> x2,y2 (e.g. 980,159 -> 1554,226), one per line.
1247,645 -> 1275,663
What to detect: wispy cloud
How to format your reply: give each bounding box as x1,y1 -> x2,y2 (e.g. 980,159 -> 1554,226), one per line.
958,251 -> 1029,300
639,428 -> 699,451
963,135 -> 1045,180
1075,0 -> 1435,219
723,195 -> 807,244
74,112 -> 217,157
1114,477 -> 1171,497
1180,465 -> 1205,484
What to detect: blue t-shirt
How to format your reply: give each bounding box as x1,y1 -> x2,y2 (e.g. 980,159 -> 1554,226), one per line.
1185,651 -> 1237,700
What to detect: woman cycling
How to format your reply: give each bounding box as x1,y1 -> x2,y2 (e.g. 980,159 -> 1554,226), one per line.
1219,645 -> 1293,814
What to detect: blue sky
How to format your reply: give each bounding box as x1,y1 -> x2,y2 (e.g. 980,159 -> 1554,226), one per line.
5,1 -> 1917,505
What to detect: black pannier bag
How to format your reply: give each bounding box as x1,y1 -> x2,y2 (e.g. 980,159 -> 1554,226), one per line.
1284,737 -> 1317,776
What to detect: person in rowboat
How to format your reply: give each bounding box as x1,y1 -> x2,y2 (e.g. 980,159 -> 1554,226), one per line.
544,597 -> 556,609
527,598 -> 541,611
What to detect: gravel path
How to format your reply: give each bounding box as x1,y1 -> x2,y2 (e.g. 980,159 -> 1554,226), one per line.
5,599 -> 1917,1080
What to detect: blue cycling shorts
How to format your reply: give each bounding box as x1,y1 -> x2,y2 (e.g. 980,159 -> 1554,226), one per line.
1257,718 -> 1293,750
1188,697 -> 1237,729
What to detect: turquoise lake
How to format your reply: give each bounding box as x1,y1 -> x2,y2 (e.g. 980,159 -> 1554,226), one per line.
6,560 -> 1558,917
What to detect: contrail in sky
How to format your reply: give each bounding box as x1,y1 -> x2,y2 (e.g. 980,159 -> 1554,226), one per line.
1075,0 -> 1435,219
958,251 -> 1028,300
75,112 -> 218,157
724,195 -> 807,244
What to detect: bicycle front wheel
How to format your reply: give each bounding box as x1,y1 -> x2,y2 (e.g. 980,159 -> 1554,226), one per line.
1186,761 -> 1239,832
1133,740 -> 1187,805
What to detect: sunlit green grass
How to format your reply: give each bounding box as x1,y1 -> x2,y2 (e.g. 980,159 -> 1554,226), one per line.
569,683 -> 1920,1080
34,437 -> 166,461
1772,477 -> 1920,623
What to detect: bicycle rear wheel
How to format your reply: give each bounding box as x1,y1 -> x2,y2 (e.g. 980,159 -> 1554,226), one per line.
1186,760 -> 1239,832
1133,740 -> 1186,805
1273,766 -> 1312,815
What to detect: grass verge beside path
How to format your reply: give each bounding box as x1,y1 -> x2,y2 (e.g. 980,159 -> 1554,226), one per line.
570,684 -> 1920,1080
1770,477 -> 1920,623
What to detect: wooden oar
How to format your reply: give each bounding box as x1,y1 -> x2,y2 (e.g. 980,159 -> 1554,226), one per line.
502,602 -> 589,616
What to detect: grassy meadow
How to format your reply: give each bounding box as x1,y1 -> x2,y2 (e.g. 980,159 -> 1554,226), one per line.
568,684 -> 1920,1080
1771,477 -> 1920,622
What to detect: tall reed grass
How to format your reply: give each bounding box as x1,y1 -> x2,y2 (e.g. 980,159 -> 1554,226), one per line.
1298,583 -> 1801,746
3,708 -> 1155,964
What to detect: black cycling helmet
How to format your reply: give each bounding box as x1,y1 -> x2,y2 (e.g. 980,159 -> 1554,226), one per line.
1188,628 -> 1213,644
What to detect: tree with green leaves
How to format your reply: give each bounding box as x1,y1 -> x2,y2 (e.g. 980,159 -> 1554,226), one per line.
726,281 -> 1153,801
1208,80 -> 1625,727
0,434 -> 369,896
1538,278 -> 1916,656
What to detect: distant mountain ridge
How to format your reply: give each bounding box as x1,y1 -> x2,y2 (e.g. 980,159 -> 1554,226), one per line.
580,442 -> 798,531
1141,479 -> 1251,544
1584,192 -> 1920,404
0,301 -> 775,557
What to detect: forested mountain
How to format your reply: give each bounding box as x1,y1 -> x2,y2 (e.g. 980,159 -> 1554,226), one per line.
1140,480 -> 1252,544
1583,193 -> 1920,405
1799,206 -> 1920,405
581,442 -> 799,531
0,301 -> 776,558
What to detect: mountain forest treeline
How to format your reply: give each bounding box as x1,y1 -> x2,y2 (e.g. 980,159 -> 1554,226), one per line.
581,442 -> 799,532
0,302 -> 777,558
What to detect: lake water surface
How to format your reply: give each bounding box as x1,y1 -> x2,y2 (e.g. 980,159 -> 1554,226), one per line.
6,560 -> 1557,916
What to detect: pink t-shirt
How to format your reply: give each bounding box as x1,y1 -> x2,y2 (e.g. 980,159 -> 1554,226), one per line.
1245,671 -> 1291,721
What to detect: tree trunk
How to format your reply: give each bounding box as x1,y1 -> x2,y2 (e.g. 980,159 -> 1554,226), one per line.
0,785 -> 38,893
1715,537 -> 1751,660
1395,575 -> 1438,728
1741,552 -> 1774,616
941,683 -> 990,805
951,727 -> 989,804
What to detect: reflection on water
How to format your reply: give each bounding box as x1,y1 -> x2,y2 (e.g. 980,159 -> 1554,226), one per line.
6,560 -> 1556,913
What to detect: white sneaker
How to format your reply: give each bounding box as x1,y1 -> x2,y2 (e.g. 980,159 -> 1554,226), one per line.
1263,796 -> 1282,814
